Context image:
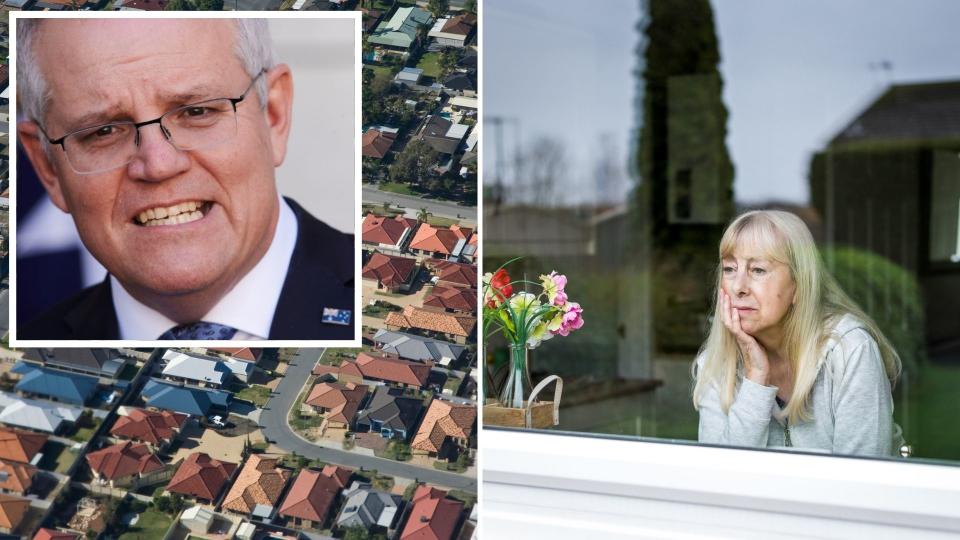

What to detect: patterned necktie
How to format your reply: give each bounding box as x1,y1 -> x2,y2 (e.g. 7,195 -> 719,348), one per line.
159,321 -> 238,340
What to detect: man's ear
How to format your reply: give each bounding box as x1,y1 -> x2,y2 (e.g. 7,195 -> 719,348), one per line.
264,64 -> 294,168
18,120 -> 70,213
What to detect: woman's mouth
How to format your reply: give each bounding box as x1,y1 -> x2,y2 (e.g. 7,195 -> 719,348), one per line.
134,201 -> 213,227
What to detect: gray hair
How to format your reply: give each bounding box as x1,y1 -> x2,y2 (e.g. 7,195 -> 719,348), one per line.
17,18 -> 276,126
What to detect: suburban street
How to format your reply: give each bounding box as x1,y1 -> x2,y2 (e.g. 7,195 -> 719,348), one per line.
260,348 -> 477,492
362,185 -> 477,223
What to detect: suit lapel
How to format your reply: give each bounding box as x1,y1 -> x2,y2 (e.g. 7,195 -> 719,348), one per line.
64,278 -> 120,339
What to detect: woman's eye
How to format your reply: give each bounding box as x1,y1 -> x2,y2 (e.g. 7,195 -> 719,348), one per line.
751,267 -> 767,275
722,266 -> 735,274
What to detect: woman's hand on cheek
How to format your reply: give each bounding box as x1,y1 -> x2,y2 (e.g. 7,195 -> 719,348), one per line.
720,290 -> 770,386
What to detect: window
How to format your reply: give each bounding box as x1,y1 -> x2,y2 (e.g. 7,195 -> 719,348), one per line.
484,0 -> 960,465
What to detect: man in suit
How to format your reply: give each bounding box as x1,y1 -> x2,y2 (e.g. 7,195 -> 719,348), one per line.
16,18 -> 354,340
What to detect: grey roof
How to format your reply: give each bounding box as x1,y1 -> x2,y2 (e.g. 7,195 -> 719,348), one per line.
832,80 -> 960,146
372,329 -> 466,363
0,391 -> 83,432
336,481 -> 401,529
396,67 -> 423,84
161,350 -> 251,385
420,116 -> 470,155
23,348 -> 119,374
368,6 -> 433,49
356,387 -> 423,434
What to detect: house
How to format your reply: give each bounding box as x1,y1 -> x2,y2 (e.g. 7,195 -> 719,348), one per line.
12,362 -> 99,406
423,286 -> 477,314
180,506 -> 214,535
362,253 -> 419,293
362,9 -> 384,34
367,6 -> 433,52
409,224 -> 474,261
411,400 -> 476,458
441,71 -> 477,97
278,465 -> 352,529
384,306 -> 476,344
427,13 -> 477,48
400,486 -> 464,540
339,352 -> 431,389
372,330 -> 467,365
0,393 -> 83,434
21,349 -> 130,380
161,350 -> 253,387
304,383 -> 368,429
141,379 -> 232,417
205,347 -> 263,364
355,387 -> 424,441
166,453 -> 237,504
221,454 -> 291,518
0,428 -> 47,464
33,529 -> 80,540
362,128 -> 398,159
394,67 -> 424,87
335,481 -> 401,530
0,494 -> 29,534
429,261 -> 477,289
361,213 -> 418,253
0,460 -> 36,495
85,441 -> 164,488
417,116 -> 471,156
110,407 -> 188,450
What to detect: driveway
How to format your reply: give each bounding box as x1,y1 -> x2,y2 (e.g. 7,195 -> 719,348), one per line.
260,348 -> 477,492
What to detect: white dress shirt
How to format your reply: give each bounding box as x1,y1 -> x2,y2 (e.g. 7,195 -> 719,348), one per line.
111,195 -> 298,340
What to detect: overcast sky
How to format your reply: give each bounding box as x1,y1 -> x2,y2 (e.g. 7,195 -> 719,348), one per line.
484,0 -> 960,205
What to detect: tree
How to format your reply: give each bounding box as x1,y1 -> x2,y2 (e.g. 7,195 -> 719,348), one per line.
164,0 -> 197,9
416,207 -> 431,223
464,0 -> 476,13
427,0 -> 449,19
389,140 -> 437,185
438,49 -> 461,79
196,0 -> 224,9
343,525 -> 371,540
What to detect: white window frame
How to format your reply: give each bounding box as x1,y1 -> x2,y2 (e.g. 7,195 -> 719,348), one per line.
482,428 -> 960,539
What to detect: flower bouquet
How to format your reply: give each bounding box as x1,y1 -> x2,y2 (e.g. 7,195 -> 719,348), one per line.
482,260 -> 584,424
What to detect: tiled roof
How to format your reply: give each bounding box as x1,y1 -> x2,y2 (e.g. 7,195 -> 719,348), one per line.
22,348 -> 112,372
111,408 -> 187,445
434,262 -> 477,288
832,81 -> 960,146
441,13 -> 476,36
0,459 -> 36,494
423,286 -> 477,313
385,306 -> 476,338
362,213 -> 417,246
411,400 -> 476,454
207,347 -> 262,363
305,382 -> 368,425
222,454 -> 291,515
0,428 -> 47,463
372,330 -> 466,364
400,486 -> 464,540
0,494 -> 29,530
409,224 -> 472,255
362,129 -> 397,159
337,481 -> 401,529
312,364 -> 340,377
120,0 -> 168,9
344,353 -> 431,387
356,387 -> 424,434
278,465 -> 352,523
85,441 -> 164,481
33,528 -> 80,540
167,453 -> 237,501
362,253 -> 418,289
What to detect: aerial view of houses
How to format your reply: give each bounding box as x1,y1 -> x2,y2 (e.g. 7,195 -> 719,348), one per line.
0,1 -> 479,538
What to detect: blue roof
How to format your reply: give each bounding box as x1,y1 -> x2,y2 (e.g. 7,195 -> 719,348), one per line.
142,379 -> 231,416
13,362 -> 99,405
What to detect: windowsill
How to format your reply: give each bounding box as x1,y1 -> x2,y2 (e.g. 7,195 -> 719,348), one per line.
483,427 -> 960,537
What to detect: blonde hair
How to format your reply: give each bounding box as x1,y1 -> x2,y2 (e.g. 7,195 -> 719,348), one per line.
692,210 -> 901,424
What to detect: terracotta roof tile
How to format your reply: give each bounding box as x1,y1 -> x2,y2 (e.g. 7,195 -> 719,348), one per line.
278,466 -> 352,523
166,452 -> 237,501
0,494 -> 29,530
385,306 -> 476,338
362,129 -> 397,159
305,382 -> 368,425
111,408 -> 187,446
411,400 -> 476,454
312,364 -> 340,377
343,353 -> 431,387
222,454 -> 291,515
0,428 -> 47,463
362,213 -> 417,246
362,253 -> 418,289
207,348 -> 262,362
400,486 -> 463,540
423,286 -> 477,313
430,262 -> 477,288
33,529 -> 80,540
0,459 -> 35,494
85,442 -> 163,481
440,13 -> 476,36
409,224 -> 473,255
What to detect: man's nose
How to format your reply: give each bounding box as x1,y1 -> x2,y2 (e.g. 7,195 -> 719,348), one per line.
125,123 -> 190,181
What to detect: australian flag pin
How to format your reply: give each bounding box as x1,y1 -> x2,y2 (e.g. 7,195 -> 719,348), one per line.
322,307 -> 352,326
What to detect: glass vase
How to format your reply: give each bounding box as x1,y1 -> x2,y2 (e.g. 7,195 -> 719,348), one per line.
499,343 -> 533,409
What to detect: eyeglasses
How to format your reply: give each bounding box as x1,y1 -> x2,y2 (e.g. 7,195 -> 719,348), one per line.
40,70 -> 266,175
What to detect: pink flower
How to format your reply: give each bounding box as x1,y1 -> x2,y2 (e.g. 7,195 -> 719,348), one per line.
553,302 -> 584,336
548,271 -> 568,306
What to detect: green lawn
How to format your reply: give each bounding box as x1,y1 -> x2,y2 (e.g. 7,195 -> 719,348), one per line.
70,417 -> 102,443
37,442 -> 75,474
117,508 -> 174,540
898,361 -> 960,461
379,182 -> 417,196
443,376 -> 462,395
426,215 -> 461,228
416,52 -> 442,78
235,385 -> 272,407
368,64 -> 396,87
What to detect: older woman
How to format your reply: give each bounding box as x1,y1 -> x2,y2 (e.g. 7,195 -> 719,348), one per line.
693,210 -> 902,456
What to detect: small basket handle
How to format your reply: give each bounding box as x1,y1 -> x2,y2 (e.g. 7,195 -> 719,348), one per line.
525,375 -> 563,428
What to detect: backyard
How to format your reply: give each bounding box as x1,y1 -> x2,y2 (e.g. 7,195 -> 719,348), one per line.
235,384 -> 272,408
117,507 -> 174,540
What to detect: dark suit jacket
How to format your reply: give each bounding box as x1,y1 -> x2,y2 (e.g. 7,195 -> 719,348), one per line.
19,198 -> 355,340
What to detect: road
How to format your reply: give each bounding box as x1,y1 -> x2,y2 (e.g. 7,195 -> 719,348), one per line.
362,185 -> 477,223
260,348 -> 477,492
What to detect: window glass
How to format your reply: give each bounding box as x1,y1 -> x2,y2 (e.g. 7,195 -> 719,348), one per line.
483,0 -> 960,462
